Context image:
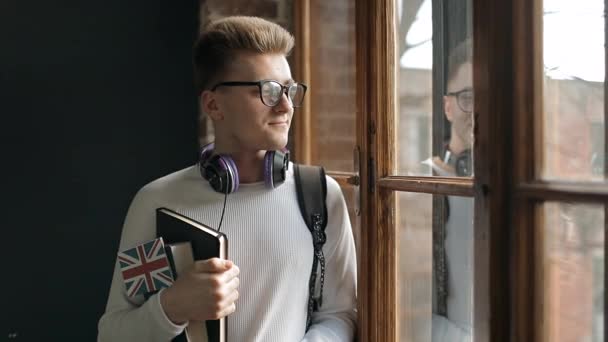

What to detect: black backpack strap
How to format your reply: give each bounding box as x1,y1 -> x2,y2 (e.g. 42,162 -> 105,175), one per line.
294,164 -> 328,331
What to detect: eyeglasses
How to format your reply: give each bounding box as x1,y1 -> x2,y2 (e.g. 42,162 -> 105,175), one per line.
210,80 -> 308,108
446,87 -> 474,113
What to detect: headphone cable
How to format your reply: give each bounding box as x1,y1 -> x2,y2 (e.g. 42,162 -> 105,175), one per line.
216,184 -> 229,233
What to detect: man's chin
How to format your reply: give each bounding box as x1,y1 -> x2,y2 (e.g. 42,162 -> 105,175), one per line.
269,141 -> 289,151
266,135 -> 289,150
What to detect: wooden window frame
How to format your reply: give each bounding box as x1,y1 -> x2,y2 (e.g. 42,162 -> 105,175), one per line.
292,0 -> 312,165
293,0 -> 607,341
512,0 -> 608,341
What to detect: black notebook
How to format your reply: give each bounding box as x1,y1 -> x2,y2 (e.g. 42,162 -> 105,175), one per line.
156,208 -> 228,342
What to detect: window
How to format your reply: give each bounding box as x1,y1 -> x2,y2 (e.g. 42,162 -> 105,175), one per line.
295,0 -> 606,340
395,0 -> 477,340
531,1 -> 606,341
292,0 -> 361,250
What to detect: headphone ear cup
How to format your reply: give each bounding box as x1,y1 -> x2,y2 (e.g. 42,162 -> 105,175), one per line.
263,151 -> 275,188
204,159 -> 228,193
264,149 -> 289,188
204,155 -> 229,193
203,155 -> 239,194
455,150 -> 472,176
199,143 -> 215,165
222,155 -> 239,192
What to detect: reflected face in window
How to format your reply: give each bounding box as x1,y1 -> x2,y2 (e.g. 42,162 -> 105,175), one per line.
443,62 -> 473,153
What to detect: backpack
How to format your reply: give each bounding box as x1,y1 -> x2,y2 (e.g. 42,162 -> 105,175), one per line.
293,164 -> 328,331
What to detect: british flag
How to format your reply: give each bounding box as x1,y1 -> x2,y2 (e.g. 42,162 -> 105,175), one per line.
118,237 -> 175,298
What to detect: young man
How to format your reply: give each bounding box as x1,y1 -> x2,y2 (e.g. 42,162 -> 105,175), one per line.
425,40 -> 473,178
98,16 -> 357,341
423,39 -> 473,342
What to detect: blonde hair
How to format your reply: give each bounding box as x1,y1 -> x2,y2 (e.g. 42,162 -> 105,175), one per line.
447,39 -> 472,84
193,16 -> 295,92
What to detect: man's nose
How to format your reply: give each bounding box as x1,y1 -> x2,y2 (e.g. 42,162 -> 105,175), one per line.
273,92 -> 292,113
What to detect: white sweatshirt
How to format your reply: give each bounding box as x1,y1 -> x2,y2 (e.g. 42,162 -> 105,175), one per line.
98,163 -> 357,342
424,157 -> 473,342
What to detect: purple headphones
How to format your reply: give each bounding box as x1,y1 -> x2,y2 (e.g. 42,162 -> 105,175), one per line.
199,143 -> 290,194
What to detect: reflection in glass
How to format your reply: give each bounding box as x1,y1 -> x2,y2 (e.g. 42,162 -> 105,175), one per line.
540,202 -> 605,342
397,192 -> 474,342
437,48 -> 473,177
398,192 -> 432,341
396,0 -> 474,177
542,0 -> 605,181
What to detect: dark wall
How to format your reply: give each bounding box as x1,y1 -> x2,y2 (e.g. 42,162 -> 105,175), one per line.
1,1 -> 199,340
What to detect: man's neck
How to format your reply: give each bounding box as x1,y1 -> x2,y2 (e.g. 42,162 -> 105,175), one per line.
214,141 -> 266,184
448,137 -> 467,155
230,151 -> 267,183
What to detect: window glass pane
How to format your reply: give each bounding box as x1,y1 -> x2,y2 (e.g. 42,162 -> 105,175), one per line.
397,192 -> 474,342
542,0 -> 605,181
539,202 -> 605,342
395,0 -> 474,177
309,0 -> 356,172
339,184 -> 360,261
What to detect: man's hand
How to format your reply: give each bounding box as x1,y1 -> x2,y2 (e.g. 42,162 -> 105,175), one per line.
160,258 -> 240,324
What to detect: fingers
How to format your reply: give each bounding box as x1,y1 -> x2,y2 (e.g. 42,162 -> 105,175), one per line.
215,290 -> 239,319
210,274 -> 239,301
219,289 -> 239,307
193,258 -> 235,273
199,279 -> 239,321
168,259 -> 239,321
199,262 -> 239,282
220,264 -> 240,281
209,275 -> 239,317
225,275 -> 240,292
216,302 -> 236,319
189,259 -> 239,293
196,291 -> 238,321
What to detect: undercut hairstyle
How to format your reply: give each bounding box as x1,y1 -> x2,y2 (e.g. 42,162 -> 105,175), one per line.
446,38 -> 472,84
193,16 -> 295,93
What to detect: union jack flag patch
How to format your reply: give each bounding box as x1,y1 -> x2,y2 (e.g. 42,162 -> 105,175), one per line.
118,237 -> 175,298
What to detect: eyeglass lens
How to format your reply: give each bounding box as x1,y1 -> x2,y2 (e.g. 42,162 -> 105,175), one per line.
261,81 -> 305,107
457,90 -> 474,112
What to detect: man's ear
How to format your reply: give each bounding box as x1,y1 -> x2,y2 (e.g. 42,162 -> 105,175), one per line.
443,95 -> 454,122
201,90 -> 223,121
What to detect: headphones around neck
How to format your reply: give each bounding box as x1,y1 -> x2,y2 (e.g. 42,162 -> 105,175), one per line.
443,148 -> 472,177
198,143 -> 290,194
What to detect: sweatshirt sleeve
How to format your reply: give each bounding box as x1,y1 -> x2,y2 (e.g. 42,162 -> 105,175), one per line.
97,186 -> 187,342
301,176 -> 358,342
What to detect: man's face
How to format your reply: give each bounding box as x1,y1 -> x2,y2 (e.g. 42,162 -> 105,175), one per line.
205,52 -> 295,153
443,62 -> 473,150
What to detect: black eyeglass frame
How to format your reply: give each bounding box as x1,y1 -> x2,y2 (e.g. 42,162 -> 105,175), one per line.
445,87 -> 474,113
210,80 -> 308,108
